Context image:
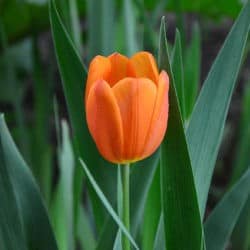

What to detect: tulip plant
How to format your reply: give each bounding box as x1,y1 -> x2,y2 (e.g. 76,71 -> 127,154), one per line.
0,0 -> 250,250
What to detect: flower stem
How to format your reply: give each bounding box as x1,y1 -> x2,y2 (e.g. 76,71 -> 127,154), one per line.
122,163 -> 130,250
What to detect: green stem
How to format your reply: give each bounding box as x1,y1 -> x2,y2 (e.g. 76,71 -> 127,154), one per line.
122,163 -> 130,250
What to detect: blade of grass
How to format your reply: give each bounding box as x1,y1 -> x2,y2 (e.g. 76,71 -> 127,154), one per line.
79,158 -> 139,250
204,168 -> 250,250
186,0 -> 250,217
159,17 -> 203,250
96,150 -> 160,249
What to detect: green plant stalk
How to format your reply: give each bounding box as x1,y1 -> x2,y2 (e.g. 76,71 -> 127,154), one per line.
122,163 -> 130,250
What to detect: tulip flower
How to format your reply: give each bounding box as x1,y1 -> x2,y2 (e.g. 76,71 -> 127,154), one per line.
85,51 -> 169,164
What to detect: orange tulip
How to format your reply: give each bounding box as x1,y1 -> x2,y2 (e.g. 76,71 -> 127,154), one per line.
85,51 -> 169,164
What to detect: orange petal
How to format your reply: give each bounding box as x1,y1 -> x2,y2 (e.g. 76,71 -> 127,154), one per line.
128,51 -> 159,84
85,56 -> 111,102
112,77 -> 157,161
107,53 -> 130,86
142,71 -> 169,157
86,80 -> 123,163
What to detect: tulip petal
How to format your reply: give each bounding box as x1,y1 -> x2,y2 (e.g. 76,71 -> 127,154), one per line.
142,71 -> 169,157
128,51 -> 159,84
86,80 -> 123,163
107,53 -> 130,86
113,77 -> 157,161
85,56 -> 111,101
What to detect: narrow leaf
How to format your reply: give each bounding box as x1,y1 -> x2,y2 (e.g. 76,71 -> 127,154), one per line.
171,29 -> 185,118
49,0 -> 117,231
0,114 -> 58,250
184,22 -> 201,119
79,158 -> 139,250
159,17 -> 203,250
204,168 -> 250,250
186,0 -> 250,217
0,115 -> 27,250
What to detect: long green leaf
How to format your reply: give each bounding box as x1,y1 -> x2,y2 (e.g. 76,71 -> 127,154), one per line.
186,0 -> 250,217
87,0 -> 115,59
79,158 -> 139,250
123,0 -> 139,55
142,166 -> 161,250
184,22 -> 201,120
96,152 -> 159,249
0,115 -> 27,250
204,168 -> 250,250
51,120 -> 75,250
0,114 -> 58,250
171,29 -> 185,118
159,17 -> 203,250
49,0 -> 117,232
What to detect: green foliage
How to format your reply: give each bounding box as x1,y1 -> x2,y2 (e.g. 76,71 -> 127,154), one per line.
204,168 -> 250,250
186,0 -> 250,217
0,0 -> 250,249
0,115 -> 58,250
159,17 -> 203,250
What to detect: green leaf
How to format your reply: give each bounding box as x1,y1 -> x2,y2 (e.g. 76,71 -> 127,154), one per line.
0,116 -> 27,250
50,120 -> 75,250
171,29 -> 185,118
142,166 -> 161,250
186,0 -> 250,217
0,114 -> 58,250
183,23 -> 201,120
87,0 -> 115,59
123,0 -> 139,55
79,158 -> 139,250
153,214 -> 165,250
159,17 -> 203,250
77,205 -> 96,250
49,0 -> 117,232
204,168 -> 250,250
96,152 -> 159,249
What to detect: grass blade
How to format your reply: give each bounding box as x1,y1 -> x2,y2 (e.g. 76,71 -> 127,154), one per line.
79,158 -> 139,250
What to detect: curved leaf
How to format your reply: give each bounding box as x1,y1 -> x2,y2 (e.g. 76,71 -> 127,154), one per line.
0,114 -> 58,250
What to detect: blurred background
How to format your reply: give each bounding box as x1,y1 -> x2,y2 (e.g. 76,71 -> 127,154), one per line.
0,0 -> 249,249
